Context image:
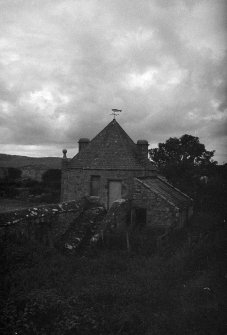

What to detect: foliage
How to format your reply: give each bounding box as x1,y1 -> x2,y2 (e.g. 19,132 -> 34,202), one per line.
149,134 -> 216,180
0,168 -> 22,197
0,168 -> 61,204
195,164 -> 227,217
42,169 -> 61,189
0,212 -> 226,335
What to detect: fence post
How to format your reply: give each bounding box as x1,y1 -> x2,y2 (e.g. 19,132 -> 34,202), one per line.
126,231 -> 130,251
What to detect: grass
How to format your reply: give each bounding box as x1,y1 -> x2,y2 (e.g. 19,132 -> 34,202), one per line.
0,213 -> 226,335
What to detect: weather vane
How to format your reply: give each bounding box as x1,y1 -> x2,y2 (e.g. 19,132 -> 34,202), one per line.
110,108 -> 122,120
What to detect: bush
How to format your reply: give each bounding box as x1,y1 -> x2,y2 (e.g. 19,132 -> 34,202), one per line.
0,211 -> 225,334
42,170 -> 61,189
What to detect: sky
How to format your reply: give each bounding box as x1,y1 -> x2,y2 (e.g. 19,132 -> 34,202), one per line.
0,0 -> 226,163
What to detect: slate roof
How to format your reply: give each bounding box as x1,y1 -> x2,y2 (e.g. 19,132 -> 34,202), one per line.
70,119 -> 156,171
137,177 -> 192,209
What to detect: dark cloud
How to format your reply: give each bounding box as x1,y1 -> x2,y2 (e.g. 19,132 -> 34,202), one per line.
0,0 -> 226,162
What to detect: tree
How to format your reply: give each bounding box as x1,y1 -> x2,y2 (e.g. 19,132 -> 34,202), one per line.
149,134 -> 217,187
42,169 -> 61,188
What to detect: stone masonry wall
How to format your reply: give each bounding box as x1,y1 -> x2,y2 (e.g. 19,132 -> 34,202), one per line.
102,199 -> 130,232
0,198 -> 91,247
61,168 -> 156,208
132,179 -> 179,228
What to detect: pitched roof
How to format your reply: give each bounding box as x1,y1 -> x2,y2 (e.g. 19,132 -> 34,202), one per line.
137,177 -> 192,209
70,119 -> 156,170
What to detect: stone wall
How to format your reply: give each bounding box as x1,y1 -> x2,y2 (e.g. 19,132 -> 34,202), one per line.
102,199 -> 130,232
0,198 -> 92,247
61,168 -> 155,208
132,178 -> 179,228
89,199 -> 131,249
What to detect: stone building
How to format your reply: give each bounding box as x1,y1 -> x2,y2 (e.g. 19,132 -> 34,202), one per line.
61,119 -> 193,228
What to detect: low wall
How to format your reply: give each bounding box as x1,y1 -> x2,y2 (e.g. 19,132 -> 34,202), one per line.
101,199 -> 130,232
0,198 -> 91,247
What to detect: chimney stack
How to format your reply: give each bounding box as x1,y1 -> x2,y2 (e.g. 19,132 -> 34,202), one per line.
78,138 -> 90,152
137,140 -> 149,159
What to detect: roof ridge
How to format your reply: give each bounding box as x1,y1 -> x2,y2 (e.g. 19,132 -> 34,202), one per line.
111,119 -> 136,146
114,120 -> 140,160
89,119 -> 115,143
82,119 -> 135,149
69,119 -> 157,170
72,120 -> 116,160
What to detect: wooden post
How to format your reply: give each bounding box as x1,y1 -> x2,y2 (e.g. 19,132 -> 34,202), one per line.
126,231 -> 130,251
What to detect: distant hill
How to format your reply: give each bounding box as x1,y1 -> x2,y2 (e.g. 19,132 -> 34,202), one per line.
0,153 -> 62,169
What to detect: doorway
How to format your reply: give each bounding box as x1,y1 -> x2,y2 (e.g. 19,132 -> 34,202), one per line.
108,181 -> 122,209
135,208 -> 147,228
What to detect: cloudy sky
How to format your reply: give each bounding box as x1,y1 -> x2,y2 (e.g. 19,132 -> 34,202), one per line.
0,0 -> 226,163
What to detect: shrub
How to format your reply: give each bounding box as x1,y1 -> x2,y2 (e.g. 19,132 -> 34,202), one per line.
0,212 -> 225,334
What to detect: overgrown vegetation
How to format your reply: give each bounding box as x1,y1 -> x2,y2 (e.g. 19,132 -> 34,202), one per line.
149,134 -> 220,198
0,208 -> 226,334
0,168 -> 61,204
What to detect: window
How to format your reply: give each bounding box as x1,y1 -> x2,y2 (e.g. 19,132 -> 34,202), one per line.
90,176 -> 100,196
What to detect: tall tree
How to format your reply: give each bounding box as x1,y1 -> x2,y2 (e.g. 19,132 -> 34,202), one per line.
149,134 -> 217,182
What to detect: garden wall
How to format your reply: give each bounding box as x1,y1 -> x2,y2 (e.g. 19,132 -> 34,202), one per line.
0,198 -> 93,247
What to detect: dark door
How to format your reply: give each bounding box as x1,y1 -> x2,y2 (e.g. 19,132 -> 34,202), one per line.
135,208 -> 147,228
